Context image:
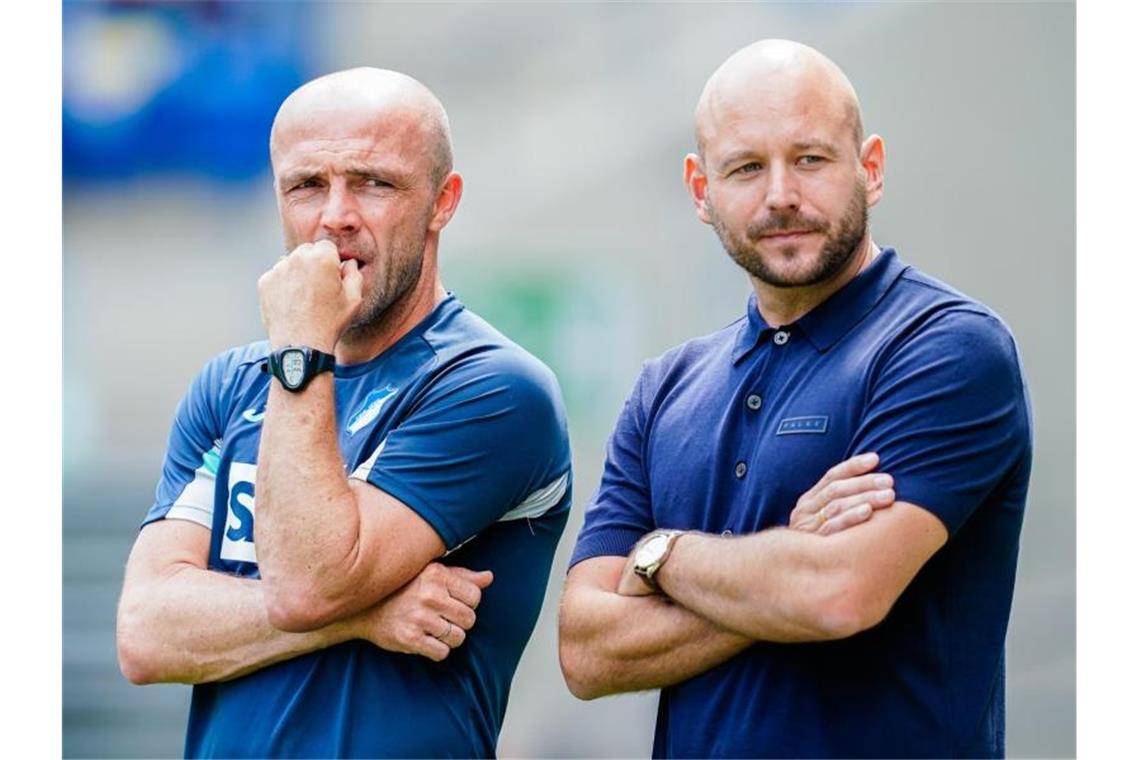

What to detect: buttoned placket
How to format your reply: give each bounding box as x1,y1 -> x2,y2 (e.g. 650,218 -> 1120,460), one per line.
734,325 -> 795,486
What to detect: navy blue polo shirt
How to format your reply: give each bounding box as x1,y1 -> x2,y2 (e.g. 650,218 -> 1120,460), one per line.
570,248 -> 1032,758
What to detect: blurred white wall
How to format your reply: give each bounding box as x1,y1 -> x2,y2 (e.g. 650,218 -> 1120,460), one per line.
64,2 -> 1074,756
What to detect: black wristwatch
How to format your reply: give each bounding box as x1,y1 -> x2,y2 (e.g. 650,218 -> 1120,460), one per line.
262,346 -> 336,392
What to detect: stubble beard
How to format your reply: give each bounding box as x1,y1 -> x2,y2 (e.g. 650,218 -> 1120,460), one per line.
342,232 -> 427,342
709,184 -> 868,289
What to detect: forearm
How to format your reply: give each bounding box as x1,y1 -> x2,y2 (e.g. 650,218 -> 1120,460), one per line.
657,530 -> 862,642
117,562 -> 353,685
559,563 -> 751,699
255,375 -> 363,602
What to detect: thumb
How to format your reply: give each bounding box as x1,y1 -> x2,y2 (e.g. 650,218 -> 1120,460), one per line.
340,259 -> 363,303
450,567 -> 494,588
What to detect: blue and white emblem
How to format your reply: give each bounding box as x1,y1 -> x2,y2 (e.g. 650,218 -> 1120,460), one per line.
242,405 -> 266,423
347,385 -> 399,436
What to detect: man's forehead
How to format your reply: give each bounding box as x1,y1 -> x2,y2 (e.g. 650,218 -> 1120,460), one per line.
272,104 -> 426,168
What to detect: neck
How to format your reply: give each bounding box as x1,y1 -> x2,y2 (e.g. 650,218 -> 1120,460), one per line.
750,234 -> 879,327
334,251 -> 447,366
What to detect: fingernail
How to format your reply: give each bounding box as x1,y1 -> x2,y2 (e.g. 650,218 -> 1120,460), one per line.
876,489 -> 894,502
857,503 -> 872,517
874,474 -> 892,488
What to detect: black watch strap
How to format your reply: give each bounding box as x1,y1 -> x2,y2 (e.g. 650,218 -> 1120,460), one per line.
262,346 -> 336,392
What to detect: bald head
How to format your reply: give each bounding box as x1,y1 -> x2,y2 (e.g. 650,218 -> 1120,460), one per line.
270,67 -> 454,187
695,39 -> 864,160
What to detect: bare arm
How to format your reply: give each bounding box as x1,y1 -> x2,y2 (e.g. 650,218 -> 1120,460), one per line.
254,370 -> 447,630
558,556 -> 751,700
649,501 -> 948,642
116,519 -> 353,684
116,519 -> 489,685
561,452 -> 901,698
253,242 -> 452,630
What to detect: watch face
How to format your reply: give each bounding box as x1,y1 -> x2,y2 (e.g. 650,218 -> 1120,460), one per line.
636,534 -> 671,567
281,350 -> 306,389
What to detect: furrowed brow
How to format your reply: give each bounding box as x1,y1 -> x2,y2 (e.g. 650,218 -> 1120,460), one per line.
792,139 -> 841,155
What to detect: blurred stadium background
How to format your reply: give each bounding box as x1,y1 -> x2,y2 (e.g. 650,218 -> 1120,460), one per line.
62,2 -> 1074,757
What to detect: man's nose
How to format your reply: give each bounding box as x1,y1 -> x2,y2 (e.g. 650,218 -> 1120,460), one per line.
320,182 -> 361,234
764,163 -> 800,212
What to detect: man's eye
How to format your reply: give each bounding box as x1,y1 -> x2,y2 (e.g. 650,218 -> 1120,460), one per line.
797,155 -> 826,166
364,178 -> 392,189
290,179 -> 320,191
733,162 -> 764,175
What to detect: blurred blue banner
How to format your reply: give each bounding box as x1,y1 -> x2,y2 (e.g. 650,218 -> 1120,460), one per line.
63,0 -> 315,181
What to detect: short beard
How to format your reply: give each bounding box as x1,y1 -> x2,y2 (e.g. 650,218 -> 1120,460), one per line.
709,185 -> 868,289
344,234 -> 426,340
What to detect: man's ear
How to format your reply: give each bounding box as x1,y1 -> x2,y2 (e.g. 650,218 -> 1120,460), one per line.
428,172 -> 464,232
684,154 -> 713,225
860,135 -> 885,208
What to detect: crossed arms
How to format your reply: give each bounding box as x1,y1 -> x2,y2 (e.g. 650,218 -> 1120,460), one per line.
558,455 -> 949,700
116,372 -> 490,685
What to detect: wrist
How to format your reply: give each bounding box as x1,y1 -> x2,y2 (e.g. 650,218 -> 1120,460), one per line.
654,532 -> 696,595
268,332 -> 338,354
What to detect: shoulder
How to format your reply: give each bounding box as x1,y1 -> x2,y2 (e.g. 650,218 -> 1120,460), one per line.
417,303 -> 566,420
192,340 -> 269,394
180,340 -> 269,422
888,268 -> 1022,367
634,317 -> 746,401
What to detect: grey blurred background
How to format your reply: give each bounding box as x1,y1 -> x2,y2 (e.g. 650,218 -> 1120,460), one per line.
63,1 -> 1074,757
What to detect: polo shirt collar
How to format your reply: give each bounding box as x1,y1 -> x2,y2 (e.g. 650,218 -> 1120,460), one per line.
732,247 -> 908,363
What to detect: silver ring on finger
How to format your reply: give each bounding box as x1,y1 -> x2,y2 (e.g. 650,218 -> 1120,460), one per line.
434,619 -> 453,641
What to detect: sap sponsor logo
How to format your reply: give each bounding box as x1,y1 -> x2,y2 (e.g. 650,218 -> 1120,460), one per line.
347,385 -> 398,436
221,462 -> 258,563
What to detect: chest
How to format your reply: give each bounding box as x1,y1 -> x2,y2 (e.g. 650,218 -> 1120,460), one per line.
644,343 -> 873,534
205,372 -> 416,575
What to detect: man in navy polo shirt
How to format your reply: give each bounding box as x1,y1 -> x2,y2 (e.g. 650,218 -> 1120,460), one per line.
560,40 -> 1031,758
116,68 -> 571,757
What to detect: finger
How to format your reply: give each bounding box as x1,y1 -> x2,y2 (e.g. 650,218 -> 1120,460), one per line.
791,461 -> 887,523
818,503 -> 873,536
449,567 -> 494,589
446,575 -> 487,609
416,634 -> 450,662
311,239 -> 338,259
792,488 -> 894,530
801,452 -> 880,502
443,621 -> 467,649
443,597 -> 477,630
340,259 -> 363,302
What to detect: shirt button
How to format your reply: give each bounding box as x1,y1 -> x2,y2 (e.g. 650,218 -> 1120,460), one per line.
722,529 -> 734,536
734,461 -> 747,478
773,330 -> 790,345
746,394 -> 762,411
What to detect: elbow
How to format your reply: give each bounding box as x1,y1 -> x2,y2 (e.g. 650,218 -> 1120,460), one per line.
117,637 -> 158,685
116,605 -> 164,685
559,644 -> 602,701
264,580 -> 344,633
557,627 -> 609,701
806,574 -> 892,640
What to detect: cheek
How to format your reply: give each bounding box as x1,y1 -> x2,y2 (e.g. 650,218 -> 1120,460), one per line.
280,203 -> 322,243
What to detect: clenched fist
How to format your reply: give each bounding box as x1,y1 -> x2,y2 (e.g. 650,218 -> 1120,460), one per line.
258,240 -> 363,351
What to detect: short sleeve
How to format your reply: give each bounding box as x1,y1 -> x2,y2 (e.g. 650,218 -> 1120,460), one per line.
351,351 -> 570,551
568,365 -> 656,568
849,310 -> 1032,536
144,355 -> 227,529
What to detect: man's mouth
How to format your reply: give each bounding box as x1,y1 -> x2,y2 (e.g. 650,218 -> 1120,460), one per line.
338,251 -> 368,269
758,230 -> 817,243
